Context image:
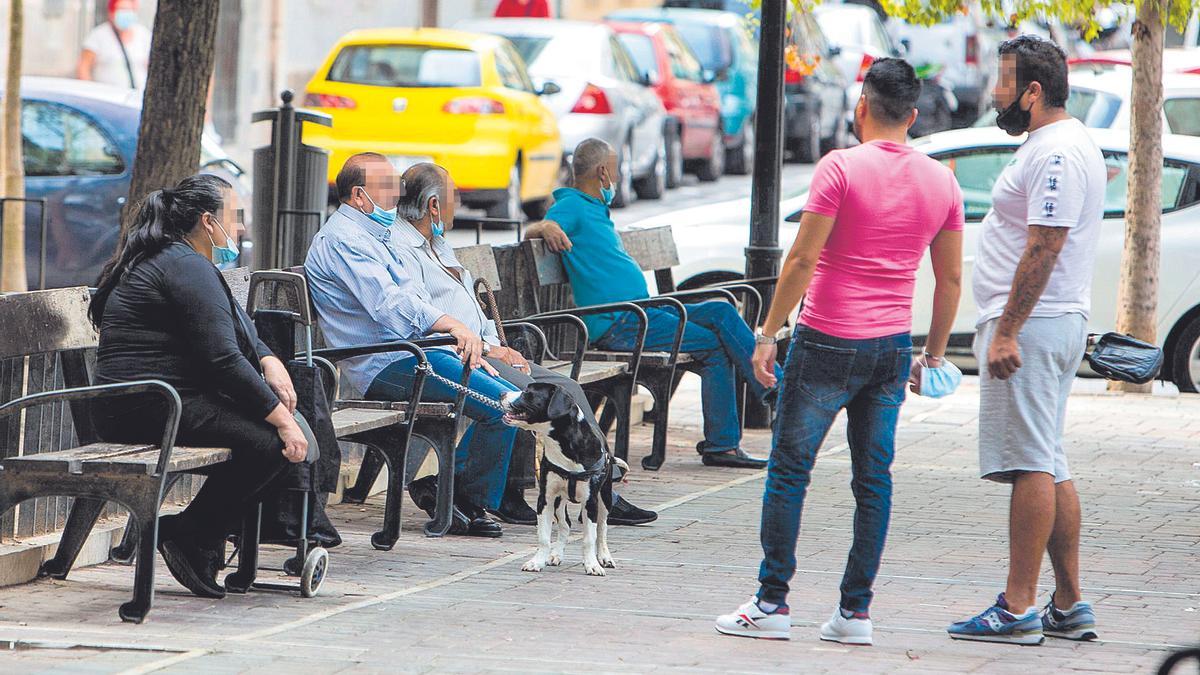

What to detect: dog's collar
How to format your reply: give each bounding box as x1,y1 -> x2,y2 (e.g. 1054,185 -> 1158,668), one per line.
548,455 -> 608,504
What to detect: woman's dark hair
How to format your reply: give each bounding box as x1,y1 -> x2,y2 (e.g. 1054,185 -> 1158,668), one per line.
89,173 -> 232,327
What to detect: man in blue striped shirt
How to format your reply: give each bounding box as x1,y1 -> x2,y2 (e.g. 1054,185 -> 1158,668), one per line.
306,155 -> 656,535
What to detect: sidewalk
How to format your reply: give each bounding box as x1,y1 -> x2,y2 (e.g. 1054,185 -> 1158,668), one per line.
1,377 -> 1197,673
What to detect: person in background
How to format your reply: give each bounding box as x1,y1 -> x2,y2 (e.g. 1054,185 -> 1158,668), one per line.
89,174 -> 306,600
77,0 -> 151,89
714,58 -> 964,644
947,35 -> 1105,647
526,138 -> 782,470
494,0 -> 551,18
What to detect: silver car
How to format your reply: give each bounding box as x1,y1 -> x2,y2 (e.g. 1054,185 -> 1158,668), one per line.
457,18 -> 670,207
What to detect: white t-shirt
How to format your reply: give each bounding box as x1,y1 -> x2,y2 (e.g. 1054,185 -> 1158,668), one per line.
973,117 -> 1107,326
82,23 -> 151,89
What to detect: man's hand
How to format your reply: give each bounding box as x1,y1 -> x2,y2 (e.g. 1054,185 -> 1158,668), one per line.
448,323 -> 499,376
493,345 -> 530,372
752,343 -> 778,389
987,333 -> 1023,380
261,356 -> 298,413
539,221 -> 573,253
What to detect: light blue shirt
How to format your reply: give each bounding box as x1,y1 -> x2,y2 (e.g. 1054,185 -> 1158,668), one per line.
305,204 -> 498,394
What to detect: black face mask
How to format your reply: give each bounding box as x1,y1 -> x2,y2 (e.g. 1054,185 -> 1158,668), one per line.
995,87 -> 1032,136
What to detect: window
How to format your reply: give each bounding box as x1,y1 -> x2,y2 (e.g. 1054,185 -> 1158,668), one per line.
618,33 -> 660,81
494,44 -> 534,93
937,148 -> 1018,221
611,37 -> 641,83
1164,98 -> 1200,136
1065,87 -> 1122,128
662,28 -> 704,81
22,102 -> 123,177
1099,152 -> 1193,215
507,36 -> 551,66
674,23 -> 731,72
327,45 -> 481,88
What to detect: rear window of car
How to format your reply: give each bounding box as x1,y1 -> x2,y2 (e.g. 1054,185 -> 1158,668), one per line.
675,23 -> 732,71
327,45 -> 481,87
1066,87 -> 1122,128
507,36 -> 552,66
618,33 -> 660,79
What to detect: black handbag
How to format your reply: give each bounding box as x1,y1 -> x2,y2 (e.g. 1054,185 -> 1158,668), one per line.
1085,332 -> 1163,385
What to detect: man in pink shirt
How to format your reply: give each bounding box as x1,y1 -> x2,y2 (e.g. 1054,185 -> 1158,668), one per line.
716,59 -> 964,644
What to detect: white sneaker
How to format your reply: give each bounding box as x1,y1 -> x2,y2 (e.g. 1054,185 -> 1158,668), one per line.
715,597 -> 791,640
819,607 -> 873,645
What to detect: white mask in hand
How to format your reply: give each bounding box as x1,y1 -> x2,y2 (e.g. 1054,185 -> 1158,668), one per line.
919,357 -> 963,398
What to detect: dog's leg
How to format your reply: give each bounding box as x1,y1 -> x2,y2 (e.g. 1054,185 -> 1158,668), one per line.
597,478 -> 615,569
522,487 -> 552,573
581,487 -> 605,576
548,495 -> 569,566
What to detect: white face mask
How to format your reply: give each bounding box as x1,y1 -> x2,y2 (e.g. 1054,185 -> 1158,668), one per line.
918,358 -> 963,398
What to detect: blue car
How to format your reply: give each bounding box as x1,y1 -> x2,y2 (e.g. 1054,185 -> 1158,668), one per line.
15,77 -> 249,290
607,8 -> 759,174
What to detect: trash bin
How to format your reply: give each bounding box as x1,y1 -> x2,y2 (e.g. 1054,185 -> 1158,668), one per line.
251,90 -> 332,271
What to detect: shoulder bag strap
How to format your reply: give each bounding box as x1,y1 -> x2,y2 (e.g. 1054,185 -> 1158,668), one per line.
109,21 -> 138,89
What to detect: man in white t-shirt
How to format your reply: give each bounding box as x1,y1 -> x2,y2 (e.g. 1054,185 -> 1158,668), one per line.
948,36 -> 1106,646
76,0 -> 151,90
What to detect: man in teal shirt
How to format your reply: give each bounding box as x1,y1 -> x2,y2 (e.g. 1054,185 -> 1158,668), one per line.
526,139 -> 781,469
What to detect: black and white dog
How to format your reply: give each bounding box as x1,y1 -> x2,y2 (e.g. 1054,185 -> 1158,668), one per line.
500,383 -> 628,576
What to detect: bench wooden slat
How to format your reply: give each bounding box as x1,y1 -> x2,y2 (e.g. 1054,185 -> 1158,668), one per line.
332,407 -> 408,436
619,226 -> 679,271
581,351 -> 694,367
2,444 -> 231,475
543,360 -> 628,385
0,287 -> 97,359
454,245 -> 501,289
334,401 -> 455,417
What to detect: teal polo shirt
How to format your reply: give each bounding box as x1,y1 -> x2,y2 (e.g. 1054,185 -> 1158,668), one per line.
545,187 -> 649,340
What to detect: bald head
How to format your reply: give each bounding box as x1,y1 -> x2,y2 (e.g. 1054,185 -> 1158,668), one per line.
336,152 -> 395,204
572,138 -> 615,182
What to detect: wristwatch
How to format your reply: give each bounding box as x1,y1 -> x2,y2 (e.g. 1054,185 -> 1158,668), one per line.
481,342 -> 492,356
754,328 -> 777,346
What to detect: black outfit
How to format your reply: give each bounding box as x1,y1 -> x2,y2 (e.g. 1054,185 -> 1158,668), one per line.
92,242 -> 287,549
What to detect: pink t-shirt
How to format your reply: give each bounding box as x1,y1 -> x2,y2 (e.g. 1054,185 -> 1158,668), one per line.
798,140 -> 964,339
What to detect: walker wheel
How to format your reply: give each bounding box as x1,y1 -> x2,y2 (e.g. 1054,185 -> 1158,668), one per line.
300,547 -> 328,598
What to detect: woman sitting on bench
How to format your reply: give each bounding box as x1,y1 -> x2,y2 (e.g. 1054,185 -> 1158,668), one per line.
88,173 -> 308,599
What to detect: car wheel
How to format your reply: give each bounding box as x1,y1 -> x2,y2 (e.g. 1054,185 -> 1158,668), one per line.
820,103 -> 847,155
634,132 -> 667,200
611,140 -> 635,209
485,161 -> 522,225
677,270 -> 744,291
1170,313 -> 1200,393
725,117 -> 753,175
665,123 -> 684,189
791,113 -> 821,164
695,123 -> 724,182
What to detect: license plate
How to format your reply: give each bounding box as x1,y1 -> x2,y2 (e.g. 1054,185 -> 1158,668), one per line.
386,155 -> 433,172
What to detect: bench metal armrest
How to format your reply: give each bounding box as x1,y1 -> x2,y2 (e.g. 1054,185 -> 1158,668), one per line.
662,284 -> 763,327
624,297 -> 687,371
531,303 -> 648,384
311,337 -> 454,365
512,314 -> 589,380
0,380 -> 183,477
498,321 -> 548,365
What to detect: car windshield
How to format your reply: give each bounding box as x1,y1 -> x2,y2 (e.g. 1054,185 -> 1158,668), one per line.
328,45 -> 481,87
1066,87 -> 1122,128
815,13 -> 865,48
506,36 -> 552,66
674,23 -> 731,71
618,33 -> 660,79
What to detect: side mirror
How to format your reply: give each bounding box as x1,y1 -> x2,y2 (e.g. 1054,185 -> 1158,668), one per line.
899,38 -> 912,56
715,66 -> 731,81
702,69 -> 717,84
639,71 -> 655,87
828,44 -> 843,57
538,80 -> 562,96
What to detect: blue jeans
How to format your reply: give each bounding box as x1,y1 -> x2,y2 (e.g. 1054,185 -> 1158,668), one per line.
757,326 -> 912,613
365,350 -> 519,511
596,300 -> 784,453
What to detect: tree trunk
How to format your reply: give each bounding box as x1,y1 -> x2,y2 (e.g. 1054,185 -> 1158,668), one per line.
1111,1 -> 1164,394
1,0 -> 25,293
120,0 -> 221,237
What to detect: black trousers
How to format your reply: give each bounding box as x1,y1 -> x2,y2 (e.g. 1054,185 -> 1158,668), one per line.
93,392 -> 289,548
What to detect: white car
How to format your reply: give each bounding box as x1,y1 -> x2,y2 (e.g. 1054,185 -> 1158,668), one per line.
630,126 -> 1200,391
813,5 -> 903,128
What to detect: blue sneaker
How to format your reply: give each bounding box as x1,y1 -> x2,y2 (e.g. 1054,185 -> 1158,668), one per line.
1042,595 -> 1099,641
947,593 -> 1044,645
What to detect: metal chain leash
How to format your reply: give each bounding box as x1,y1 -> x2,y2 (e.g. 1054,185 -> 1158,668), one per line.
415,361 -> 507,412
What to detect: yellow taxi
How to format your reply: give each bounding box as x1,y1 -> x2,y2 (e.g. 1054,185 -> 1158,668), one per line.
303,28 -> 562,220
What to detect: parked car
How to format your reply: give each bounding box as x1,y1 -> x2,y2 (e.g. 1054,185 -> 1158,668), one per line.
631,125 -> 1200,391
974,67 -> 1200,138
455,18 -> 668,206
609,20 -> 725,183
814,4 -> 900,101
889,6 -> 998,127
782,9 -> 849,163
1069,48 -> 1200,75
302,28 -> 562,221
607,7 -> 760,174
15,77 -> 249,290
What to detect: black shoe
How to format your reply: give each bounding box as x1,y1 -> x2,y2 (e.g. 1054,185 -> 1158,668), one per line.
156,526 -> 225,599
408,475 -> 438,519
488,487 -> 537,525
607,495 -> 658,526
448,507 -> 503,538
701,448 -> 768,469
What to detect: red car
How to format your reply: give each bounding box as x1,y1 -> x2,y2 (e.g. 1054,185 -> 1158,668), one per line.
609,20 -> 724,185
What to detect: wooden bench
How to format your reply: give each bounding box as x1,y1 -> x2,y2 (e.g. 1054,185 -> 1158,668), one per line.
494,225 -> 766,470
0,286 -> 237,623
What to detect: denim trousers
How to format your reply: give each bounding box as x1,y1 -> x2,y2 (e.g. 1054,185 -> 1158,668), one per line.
595,300 -> 783,453
365,349 -> 521,511
757,326 -> 912,613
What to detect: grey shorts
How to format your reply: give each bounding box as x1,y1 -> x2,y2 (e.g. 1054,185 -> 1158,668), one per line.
973,314 -> 1088,484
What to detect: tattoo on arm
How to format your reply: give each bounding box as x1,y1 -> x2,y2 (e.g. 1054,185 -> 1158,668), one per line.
996,225 -> 1070,338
